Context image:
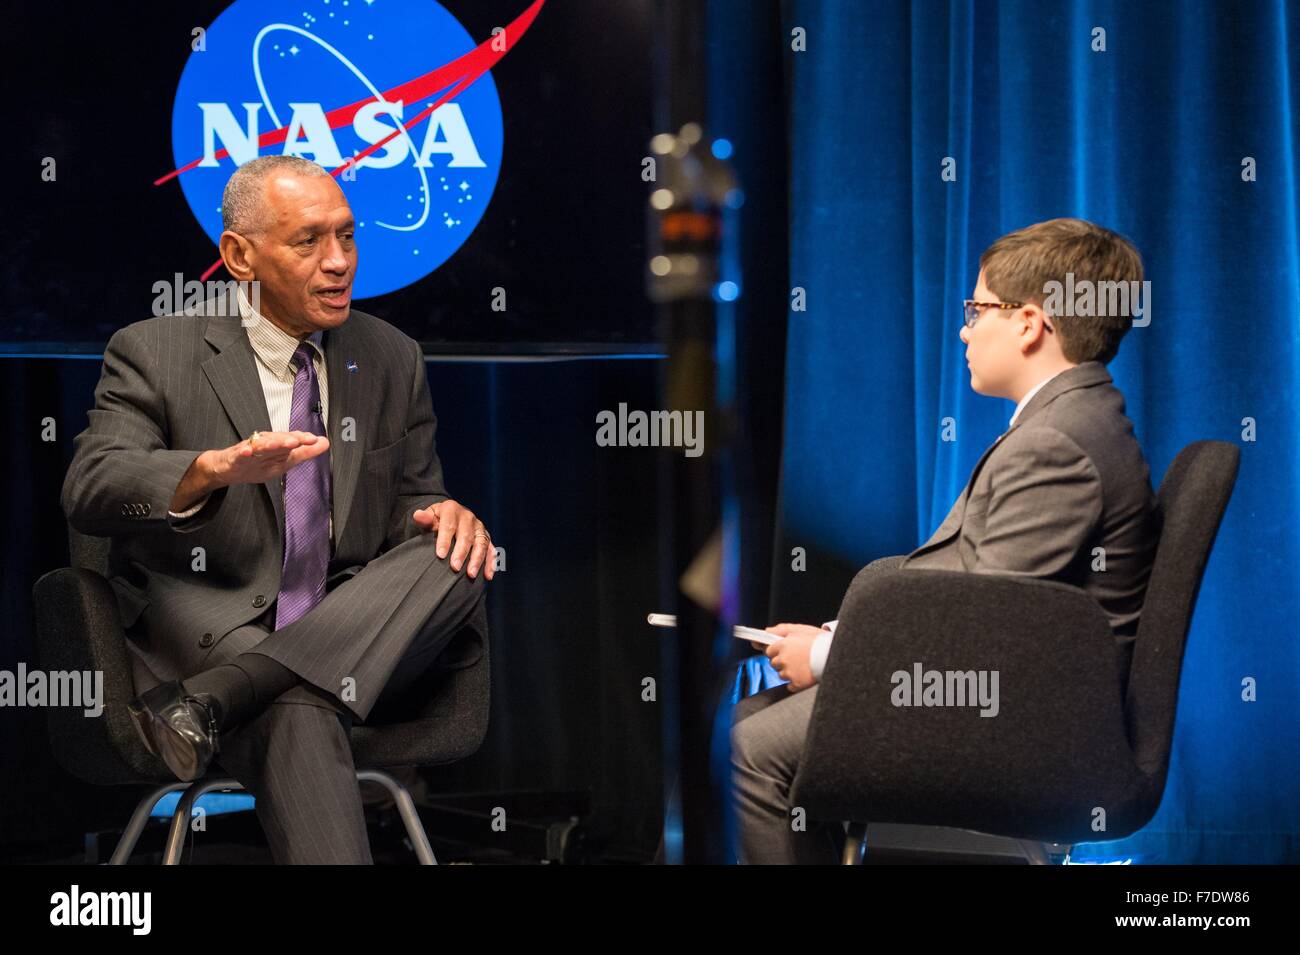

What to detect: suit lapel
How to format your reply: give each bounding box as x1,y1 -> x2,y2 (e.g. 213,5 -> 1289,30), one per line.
199,292 -> 371,544
201,301 -> 283,532
323,318 -> 364,543
908,362 -> 1113,557
910,431 -> 1009,556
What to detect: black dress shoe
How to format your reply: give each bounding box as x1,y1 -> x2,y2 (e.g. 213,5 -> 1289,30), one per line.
125,681 -> 221,782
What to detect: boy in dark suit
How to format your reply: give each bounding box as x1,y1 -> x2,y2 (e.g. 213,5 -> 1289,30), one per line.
732,218 -> 1158,864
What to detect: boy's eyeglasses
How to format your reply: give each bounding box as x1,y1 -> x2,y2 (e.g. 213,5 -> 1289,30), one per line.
962,300 -> 1054,332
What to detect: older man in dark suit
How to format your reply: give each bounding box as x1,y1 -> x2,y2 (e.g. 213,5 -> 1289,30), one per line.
62,155 -> 495,864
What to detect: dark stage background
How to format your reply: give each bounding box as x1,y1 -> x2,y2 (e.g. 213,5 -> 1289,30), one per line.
5,0 -> 656,351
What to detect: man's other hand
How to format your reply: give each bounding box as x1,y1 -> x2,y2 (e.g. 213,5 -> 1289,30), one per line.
411,500 -> 495,580
754,623 -> 823,692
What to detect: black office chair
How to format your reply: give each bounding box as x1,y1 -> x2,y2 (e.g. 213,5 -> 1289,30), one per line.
32,527 -> 490,864
791,440 -> 1240,864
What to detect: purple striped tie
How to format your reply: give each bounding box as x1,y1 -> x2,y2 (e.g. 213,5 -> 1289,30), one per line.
275,342 -> 332,630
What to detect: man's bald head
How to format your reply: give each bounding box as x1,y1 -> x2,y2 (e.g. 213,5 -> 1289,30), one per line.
221,155 -> 332,235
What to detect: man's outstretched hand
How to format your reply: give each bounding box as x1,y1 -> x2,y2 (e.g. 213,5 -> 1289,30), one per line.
225,430 -> 330,482
171,430 -> 330,511
412,500 -> 496,580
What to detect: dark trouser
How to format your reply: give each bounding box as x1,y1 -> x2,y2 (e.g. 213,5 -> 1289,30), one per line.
207,534 -> 487,864
730,683 -> 847,864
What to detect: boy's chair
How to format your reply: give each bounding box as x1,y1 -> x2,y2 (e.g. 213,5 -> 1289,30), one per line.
791,440 -> 1239,863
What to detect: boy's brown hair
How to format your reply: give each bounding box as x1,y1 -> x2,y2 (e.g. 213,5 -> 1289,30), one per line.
980,218 -> 1144,364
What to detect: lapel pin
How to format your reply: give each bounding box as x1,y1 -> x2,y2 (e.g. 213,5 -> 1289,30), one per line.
346,360 -> 359,373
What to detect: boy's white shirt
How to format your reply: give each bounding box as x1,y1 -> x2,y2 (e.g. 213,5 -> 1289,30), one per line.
806,368 -> 1069,683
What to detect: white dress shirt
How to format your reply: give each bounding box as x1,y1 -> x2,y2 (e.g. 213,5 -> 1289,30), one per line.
1008,368 -> 1066,428
168,286 -> 330,537
806,367 -> 1072,682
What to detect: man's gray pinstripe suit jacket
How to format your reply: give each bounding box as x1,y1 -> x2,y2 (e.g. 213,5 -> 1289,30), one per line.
61,290 -> 465,700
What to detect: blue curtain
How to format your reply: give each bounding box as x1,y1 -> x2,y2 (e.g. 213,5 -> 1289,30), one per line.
772,0 -> 1300,862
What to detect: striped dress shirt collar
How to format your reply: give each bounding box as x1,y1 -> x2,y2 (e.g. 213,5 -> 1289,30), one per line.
235,284 -> 325,379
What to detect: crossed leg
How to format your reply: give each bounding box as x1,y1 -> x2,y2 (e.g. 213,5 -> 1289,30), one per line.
188,537 -> 488,863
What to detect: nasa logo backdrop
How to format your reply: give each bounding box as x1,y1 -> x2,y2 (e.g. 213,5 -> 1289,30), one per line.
170,0 -> 506,298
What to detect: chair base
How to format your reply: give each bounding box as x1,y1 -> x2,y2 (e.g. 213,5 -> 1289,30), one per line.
109,770 -> 437,865
839,821 -> 1071,865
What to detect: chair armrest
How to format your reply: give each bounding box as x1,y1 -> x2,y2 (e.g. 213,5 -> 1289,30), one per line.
351,601 -> 491,769
854,554 -> 908,584
32,568 -> 137,700
791,567 -> 1145,843
352,645 -> 491,769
